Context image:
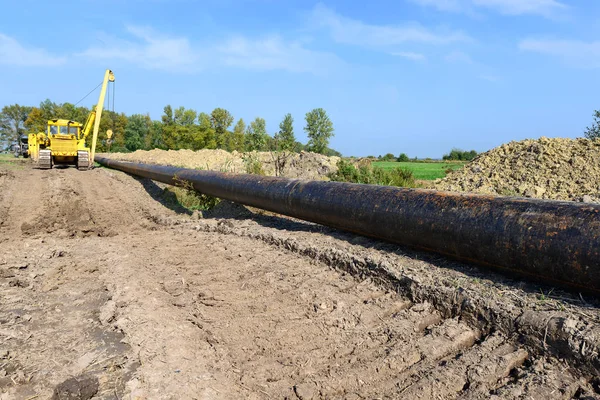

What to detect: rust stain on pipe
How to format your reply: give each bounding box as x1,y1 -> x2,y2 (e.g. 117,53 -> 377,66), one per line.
96,157 -> 600,295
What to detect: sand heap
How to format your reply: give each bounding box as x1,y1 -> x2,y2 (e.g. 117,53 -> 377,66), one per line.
99,149 -> 339,181
436,137 -> 600,202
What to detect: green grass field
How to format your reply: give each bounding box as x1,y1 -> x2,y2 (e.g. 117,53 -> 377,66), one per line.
371,161 -> 466,180
0,153 -> 17,164
0,153 -> 28,169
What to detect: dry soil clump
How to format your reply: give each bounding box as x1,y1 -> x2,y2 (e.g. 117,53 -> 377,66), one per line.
2,159 -> 600,398
436,137 -> 600,202
100,149 -> 339,181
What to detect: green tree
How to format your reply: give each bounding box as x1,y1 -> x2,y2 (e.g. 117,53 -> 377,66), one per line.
161,105 -> 177,149
442,148 -> 478,161
145,120 -> 165,150
25,100 -> 91,135
39,99 -> 59,117
276,113 -> 296,152
221,130 -> 235,151
322,147 -> 342,157
175,106 -> 197,126
0,104 -> 31,146
397,153 -> 409,162
231,118 -> 246,152
184,125 -> 204,150
124,114 -> 149,151
174,107 -> 198,149
93,111 -> 128,152
268,114 -> 298,176
24,107 -> 47,133
210,108 -> 234,148
584,110 -> 600,139
25,99 -> 60,132
112,113 -> 129,152
161,105 -> 199,150
304,108 -> 334,154
162,105 -> 175,126
246,117 -> 269,151
199,112 -> 216,149
58,102 -> 89,122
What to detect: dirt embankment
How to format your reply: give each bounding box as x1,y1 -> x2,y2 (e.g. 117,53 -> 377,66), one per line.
99,149 -> 340,181
1,161 -> 600,399
436,137 -> 600,202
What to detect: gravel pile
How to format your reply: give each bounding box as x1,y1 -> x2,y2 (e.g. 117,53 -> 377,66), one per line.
435,137 -> 600,202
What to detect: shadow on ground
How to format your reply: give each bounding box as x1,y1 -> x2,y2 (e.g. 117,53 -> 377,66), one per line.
135,177 -> 192,215
138,177 -> 599,310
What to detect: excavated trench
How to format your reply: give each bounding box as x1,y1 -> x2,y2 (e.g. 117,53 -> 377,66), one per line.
0,161 -> 599,399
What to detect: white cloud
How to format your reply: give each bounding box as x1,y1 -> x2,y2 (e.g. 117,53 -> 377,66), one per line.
445,50 -> 474,64
473,0 -> 566,16
390,51 -> 427,61
410,0 -> 464,12
409,0 -> 566,17
519,38 -> 600,69
79,26 -> 343,75
443,51 -> 501,81
312,3 -> 471,48
79,26 -> 200,72
0,33 -> 66,67
217,35 -> 345,75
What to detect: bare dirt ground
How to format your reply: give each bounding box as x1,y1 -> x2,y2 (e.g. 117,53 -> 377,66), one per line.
1,158 -> 600,399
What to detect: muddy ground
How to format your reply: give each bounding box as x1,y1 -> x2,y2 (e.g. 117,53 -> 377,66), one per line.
1,157 -> 600,399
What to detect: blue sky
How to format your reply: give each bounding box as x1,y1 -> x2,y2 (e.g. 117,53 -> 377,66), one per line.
1,0 -> 599,157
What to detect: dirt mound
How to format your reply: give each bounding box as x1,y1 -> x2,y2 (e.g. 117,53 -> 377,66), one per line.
3,157 -> 600,398
99,149 -> 340,181
436,137 -> 600,202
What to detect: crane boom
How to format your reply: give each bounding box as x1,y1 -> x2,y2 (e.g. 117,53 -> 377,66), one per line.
90,69 -> 115,162
82,111 -> 96,139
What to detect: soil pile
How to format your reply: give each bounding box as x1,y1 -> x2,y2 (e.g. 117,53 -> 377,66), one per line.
99,149 -> 340,181
2,158 -> 600,398
436,137 -> 600,202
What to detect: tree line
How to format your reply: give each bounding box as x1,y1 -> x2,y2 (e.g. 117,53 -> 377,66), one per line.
585,109 -> 600,139
0,101 -> 339,156
442,148 -> 478,161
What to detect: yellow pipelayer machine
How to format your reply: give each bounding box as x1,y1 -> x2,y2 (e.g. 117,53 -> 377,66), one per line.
28,69 -> 115,169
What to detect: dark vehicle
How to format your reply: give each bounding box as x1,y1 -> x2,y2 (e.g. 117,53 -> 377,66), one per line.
12,136 -> 29,158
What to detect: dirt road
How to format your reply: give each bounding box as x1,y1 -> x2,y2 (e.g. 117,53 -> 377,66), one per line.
1,160 -> 599,399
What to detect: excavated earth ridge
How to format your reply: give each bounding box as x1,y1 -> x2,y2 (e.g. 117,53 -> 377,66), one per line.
436,137 -> 600,203
0,157 -> 599,399
100,149 -> 340,181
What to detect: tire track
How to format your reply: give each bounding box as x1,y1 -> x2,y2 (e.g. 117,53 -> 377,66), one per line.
2,161 -> 599,399
186,216 -> 600,398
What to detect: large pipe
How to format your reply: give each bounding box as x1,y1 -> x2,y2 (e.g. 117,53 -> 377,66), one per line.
96,156 -> 600,294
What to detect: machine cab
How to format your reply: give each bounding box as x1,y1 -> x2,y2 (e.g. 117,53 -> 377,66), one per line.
48,119 -> 82,139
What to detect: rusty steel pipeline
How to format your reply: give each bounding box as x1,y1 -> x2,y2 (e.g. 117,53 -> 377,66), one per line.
96,156 -> 600,294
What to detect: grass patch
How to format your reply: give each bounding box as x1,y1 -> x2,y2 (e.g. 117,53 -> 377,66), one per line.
242,154 -> 265,175
372,161 -> 466,180
161,186 -> 220,211
0,154 -> 28,169
0,153 -> 18,163
164,186 -> 220,211
163,178 -> 221,212
330,160 -> 418,187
